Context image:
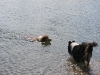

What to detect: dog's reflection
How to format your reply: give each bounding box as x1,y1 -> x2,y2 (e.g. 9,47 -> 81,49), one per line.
41,41 -> 51,46
67,57 -> 92,75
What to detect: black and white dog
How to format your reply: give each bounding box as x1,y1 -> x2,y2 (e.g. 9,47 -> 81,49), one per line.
68,41 -> 98,67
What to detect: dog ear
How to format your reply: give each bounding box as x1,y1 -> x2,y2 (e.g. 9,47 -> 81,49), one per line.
68,41 -> 71,44
68,41 -> 72,46
72,41 -> 75,42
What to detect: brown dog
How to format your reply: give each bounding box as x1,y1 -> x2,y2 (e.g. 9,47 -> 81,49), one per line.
35,35 -> 51,42
27,35 -> 51,42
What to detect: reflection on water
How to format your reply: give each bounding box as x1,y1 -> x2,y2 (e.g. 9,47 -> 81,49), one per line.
67,57 -> 92,75
67,57 -> 99,75
0,0 -> 100,75
41,41 -> 51,46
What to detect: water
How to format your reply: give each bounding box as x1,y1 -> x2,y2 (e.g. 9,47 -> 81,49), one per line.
0,0 -> 100,75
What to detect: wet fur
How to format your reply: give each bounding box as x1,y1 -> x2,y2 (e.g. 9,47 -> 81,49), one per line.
35,35 -> 51,42
27,35 -> 51,42
68,41 -> 98,67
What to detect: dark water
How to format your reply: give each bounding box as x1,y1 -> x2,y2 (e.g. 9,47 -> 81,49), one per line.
0,0 -> 100,75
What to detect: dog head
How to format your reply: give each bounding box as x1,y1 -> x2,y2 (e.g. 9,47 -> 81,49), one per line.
68,41 -> 75,46
42,35 -> 52,42
36,35 -> 52,42
68,41 -> 78,55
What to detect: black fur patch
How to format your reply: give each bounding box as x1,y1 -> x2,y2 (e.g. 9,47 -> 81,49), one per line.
68,41 -> 98,67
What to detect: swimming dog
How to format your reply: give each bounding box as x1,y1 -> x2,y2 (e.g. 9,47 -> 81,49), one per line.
27,35 -> 51,42
68,41 -> 98,67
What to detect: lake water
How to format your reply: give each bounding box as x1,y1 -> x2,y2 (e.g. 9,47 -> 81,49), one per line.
0,0 -> 100,75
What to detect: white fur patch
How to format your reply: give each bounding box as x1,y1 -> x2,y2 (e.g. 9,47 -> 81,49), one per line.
70,42 -> 79,51
38,36 -> 43,41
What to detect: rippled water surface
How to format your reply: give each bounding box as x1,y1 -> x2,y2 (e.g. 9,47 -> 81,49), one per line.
0,0 -> 100,75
